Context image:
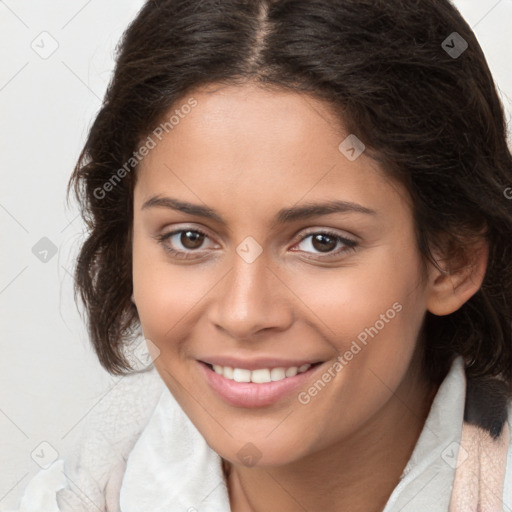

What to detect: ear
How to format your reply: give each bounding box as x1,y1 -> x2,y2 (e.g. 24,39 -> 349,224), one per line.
426,237 -> 489,316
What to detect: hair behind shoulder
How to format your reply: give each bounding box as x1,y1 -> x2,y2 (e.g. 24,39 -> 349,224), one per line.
68,0 -> 512,423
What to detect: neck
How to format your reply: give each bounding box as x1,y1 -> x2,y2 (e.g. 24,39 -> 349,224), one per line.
225,360 -> 438,512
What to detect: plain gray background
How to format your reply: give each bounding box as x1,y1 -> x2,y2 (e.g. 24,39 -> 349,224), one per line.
1,0 -> 511,509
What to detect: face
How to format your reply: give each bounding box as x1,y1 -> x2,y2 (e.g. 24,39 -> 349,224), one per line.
132,82 -> 433,467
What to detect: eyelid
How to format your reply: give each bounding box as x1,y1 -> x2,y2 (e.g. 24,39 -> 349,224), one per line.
157,225 -> 218,248
156,224 -> 359,261
294,226 -> 358,242
291,228 -> 359,256
158,223 -> 217,241
157,224 -> 356,246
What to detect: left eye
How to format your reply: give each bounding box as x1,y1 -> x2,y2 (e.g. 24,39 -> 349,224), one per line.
293,231 -> 358,257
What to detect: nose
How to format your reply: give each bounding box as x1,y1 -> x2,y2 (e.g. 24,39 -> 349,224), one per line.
207,252 -> 294,340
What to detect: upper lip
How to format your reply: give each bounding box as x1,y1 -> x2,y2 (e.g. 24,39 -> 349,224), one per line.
199,356 -> 323,370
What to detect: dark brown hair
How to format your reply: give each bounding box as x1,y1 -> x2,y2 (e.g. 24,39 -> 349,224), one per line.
69,0 -> 512,433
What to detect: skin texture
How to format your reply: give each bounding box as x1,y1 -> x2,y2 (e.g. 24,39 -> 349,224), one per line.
131,82 -> 488,512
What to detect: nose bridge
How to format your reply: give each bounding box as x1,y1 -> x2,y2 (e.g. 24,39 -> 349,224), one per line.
209,247 -> 292,338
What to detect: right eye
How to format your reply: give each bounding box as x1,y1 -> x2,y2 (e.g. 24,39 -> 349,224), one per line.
156,227 -> 217,259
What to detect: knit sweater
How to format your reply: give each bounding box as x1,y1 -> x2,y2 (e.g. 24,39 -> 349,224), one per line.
8,356 -> 512,512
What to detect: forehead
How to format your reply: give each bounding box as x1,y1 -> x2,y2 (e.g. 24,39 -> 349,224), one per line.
134,82 -> 412,226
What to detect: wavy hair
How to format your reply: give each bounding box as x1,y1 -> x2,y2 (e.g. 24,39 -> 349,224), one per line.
69,0 -> 512,435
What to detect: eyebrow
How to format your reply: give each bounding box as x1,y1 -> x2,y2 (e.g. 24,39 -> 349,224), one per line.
141,195 -> 377,225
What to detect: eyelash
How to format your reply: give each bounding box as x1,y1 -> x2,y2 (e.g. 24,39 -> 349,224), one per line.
155,228 -> 359,260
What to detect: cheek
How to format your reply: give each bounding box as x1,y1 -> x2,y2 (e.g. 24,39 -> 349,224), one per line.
296,242 -> 427,400
132,233 -> 216,353
294,242 -> 425,342
132,233 -> 182,343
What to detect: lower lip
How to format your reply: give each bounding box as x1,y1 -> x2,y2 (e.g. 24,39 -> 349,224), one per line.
198,361 -> 323,408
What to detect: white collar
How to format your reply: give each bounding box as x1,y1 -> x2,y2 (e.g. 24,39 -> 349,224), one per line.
119,381 -> 231,512
120,356 -> 466,512
382,356 -> 465,511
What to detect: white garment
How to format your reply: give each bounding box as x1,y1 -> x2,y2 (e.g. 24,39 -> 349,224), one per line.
8,356 -> 512,512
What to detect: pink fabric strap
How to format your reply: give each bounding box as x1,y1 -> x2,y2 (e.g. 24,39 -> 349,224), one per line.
449,421 -> 510,512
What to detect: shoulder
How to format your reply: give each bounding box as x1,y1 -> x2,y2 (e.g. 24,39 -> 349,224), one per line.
9,367 -> 165,512
3,460 -> 66,512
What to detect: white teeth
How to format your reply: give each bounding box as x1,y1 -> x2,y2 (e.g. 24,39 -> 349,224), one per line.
270,367 -> 286,381
223,366 -> 234,379
285,366 -> 298,377
210,363 -> 313,383
233,368 -> 251,382
251,369 -> 271,383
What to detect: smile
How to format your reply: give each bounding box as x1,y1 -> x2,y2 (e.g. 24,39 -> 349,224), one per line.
198,360 -> 324,408
209,363 -> 313,383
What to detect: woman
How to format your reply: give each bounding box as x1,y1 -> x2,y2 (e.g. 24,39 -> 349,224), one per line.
12,0 -> 512,510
